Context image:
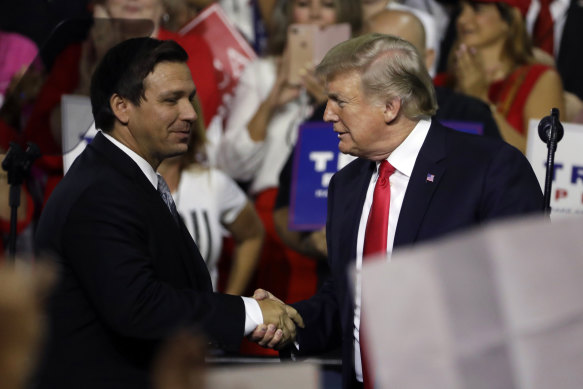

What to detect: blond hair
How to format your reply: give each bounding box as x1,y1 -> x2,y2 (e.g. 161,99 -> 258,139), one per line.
316,33 -> 437,120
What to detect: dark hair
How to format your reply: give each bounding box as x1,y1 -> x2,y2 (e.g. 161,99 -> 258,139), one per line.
495,2 -> 533,65
90,37 -> 188,132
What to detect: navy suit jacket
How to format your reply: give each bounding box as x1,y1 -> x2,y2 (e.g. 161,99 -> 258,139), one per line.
292,120 -> 544,388
33,132 -> 245,389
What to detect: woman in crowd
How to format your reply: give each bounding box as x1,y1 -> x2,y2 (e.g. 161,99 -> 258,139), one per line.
442,0 -> 564,153
217,0 -> 361,305
157,100 -> 264,296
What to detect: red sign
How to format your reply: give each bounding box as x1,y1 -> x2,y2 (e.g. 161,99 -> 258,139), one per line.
179,3 -> 256,117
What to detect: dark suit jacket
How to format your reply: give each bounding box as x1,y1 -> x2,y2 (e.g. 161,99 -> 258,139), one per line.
557,0 -> 583,101
434,86 -> 501,140
33,132 -> 245,389
292,120 -> 544,388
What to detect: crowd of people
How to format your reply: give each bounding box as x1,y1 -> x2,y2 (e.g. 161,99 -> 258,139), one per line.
0,0 -> 580,388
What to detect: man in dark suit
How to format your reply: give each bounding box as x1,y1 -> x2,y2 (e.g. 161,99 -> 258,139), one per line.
33,37 -> 301,389
258,33 -> 543,388
272,8 -> 504,266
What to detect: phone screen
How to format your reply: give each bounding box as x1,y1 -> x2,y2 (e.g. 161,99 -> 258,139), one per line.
287,25 -> 316,86
287,23 -> 351,86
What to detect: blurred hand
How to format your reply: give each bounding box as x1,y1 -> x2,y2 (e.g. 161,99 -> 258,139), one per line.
267,50 -> 302,109
300,65 -> 327,105
455,43 -> 490,103
152,330 -> 206,389
249,289 -> 304,349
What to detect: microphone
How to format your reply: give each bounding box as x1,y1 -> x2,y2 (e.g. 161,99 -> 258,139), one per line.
537,108 -> 563,214
538,108 -> 564,148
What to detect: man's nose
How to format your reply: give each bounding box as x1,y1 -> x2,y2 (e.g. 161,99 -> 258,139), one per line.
323,101 -> 337,122
182,99 -> 197,122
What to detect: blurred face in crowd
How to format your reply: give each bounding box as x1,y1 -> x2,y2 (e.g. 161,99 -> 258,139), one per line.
121,61 -> 197,168
456,2 -> 510,49
323,70 -> 401,161
292,0 -> 338,26
104,0 -> 165,23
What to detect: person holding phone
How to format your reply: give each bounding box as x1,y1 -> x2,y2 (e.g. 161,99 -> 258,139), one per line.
217,0 -> 361,354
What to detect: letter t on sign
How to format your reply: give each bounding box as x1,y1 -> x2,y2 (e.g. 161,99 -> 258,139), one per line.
310,151 -> 334,172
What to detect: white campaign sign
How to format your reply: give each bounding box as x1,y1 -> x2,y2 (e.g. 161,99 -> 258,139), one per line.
526,119 -> 583,218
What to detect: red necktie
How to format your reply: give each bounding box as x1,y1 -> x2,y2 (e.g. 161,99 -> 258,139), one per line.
361,160 -> 396,389
534,0 -> 554,55
363,160 -> 396,257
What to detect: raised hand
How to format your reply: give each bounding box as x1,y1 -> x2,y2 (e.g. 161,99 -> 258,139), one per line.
269,49 -> 302,109
455,43 -> 490,102
299,65 -> 327,105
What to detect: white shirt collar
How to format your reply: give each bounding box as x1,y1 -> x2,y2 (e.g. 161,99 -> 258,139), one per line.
101,131 -> 159,189
384,118 -> 431,176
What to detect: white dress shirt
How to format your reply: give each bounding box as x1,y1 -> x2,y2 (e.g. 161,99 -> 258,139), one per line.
101,132 -> 262,335
353,119 -> 431,382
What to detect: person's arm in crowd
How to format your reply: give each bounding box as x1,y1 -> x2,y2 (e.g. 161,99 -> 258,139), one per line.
223,201 -> 264,296
218,52 -> 300,181
273,207 -> 327,260
245,50 -> 301,142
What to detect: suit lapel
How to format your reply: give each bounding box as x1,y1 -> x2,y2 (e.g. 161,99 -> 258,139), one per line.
90,132 -> 210,290
394,122 -> 447,247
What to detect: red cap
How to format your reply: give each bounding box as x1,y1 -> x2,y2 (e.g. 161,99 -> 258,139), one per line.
470,0 -> 531,17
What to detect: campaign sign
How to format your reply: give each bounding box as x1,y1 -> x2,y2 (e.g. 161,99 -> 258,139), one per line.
526,119 -> 583,218
179,3 -> 256,119
289,122 -> 356,230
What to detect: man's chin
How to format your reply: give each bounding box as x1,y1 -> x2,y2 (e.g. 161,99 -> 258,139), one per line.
338,143 -> 355,156
166,145 -> 189,159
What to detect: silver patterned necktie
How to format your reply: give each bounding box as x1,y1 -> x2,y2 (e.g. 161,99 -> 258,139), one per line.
157,174 -> 180,224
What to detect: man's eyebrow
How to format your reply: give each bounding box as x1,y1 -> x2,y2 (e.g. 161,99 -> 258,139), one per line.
159,88 -> 197,100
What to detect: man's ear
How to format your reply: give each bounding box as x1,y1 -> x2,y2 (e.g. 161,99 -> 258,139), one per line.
110,93 -> 130,126
383,97 -> 401,124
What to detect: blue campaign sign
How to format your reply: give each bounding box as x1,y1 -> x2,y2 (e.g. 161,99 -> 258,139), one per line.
441,120 -> 484,135
289,122 -> 355,230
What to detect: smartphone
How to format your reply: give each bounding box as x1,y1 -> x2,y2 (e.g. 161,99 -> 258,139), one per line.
287,23 -> 351,86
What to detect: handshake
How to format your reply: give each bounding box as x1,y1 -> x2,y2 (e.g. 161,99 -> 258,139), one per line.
249,289 -> 304,350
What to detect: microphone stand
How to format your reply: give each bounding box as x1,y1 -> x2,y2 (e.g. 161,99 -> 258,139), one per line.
1,142 -> 40,261
538,108 -> 564,215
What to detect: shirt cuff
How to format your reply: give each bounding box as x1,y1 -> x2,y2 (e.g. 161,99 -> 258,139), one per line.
242,296 -> 263,336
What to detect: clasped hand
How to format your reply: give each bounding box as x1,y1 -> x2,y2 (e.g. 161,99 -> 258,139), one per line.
248,289 -> 304,349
